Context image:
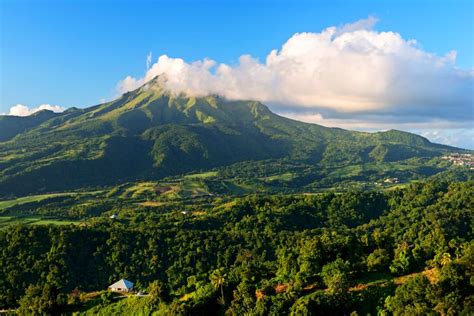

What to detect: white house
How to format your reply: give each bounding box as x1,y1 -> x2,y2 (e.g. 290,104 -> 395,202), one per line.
108,279 -> 134,293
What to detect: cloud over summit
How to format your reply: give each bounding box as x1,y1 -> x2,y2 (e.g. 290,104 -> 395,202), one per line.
115,17 -> 473,148
118,17 -> 473,124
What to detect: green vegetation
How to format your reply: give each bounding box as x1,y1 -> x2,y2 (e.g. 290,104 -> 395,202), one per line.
0,215 -> 80,229
0,180 -> 472,314
0,192 -> 79,210
0,109 -> 59,142
0,77 -> 467,198
0,78 -> 472,314
184,171 -> 218,179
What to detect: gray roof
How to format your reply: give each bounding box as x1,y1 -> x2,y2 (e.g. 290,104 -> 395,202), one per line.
109,279 -> 134,290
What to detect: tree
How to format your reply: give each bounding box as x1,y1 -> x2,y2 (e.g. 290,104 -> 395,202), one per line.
434,252 -> 453,267
227,281 -> 256,315
321,259 -> 350,295
100,291 -> 113,306
148,280 -> 169,306
18,284 -> 66,315
390,245 -> 411,275
384,275 -> 434,315
210,268 -> 227,305
367,248 -> 390,272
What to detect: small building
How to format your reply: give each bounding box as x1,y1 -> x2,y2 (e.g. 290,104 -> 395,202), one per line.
108,279 -> 134,293
110,214 -> 118,219
383,177 -> 399,184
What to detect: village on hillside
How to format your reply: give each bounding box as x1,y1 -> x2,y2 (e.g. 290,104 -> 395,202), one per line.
442,153 -> 474,169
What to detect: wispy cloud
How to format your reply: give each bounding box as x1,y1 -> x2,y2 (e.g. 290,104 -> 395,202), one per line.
146,52 -> 153,70
334,15 -> 379,36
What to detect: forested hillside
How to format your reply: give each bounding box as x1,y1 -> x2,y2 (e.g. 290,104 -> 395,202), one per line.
1,180 -> 472,315
0,77 -> 463,197
0,79 -> 472,316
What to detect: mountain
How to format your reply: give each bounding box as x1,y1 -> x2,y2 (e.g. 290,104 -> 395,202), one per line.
0,76 -> 461,197
0,110 -> 59,142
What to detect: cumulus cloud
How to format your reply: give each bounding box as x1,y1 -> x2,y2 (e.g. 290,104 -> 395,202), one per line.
116,17 -> 473,148
7,104 -> 65,116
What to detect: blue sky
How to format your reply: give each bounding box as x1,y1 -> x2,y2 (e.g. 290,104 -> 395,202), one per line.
1,0 -> 473,148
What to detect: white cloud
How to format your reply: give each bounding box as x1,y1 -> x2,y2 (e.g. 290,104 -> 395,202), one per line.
7,104 -> 31,116
7,104 -> 65,117
116,17 -> 473,148
118,17 -> 473,118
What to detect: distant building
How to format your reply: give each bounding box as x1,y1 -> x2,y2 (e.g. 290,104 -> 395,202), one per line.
383,178 -> 399,184
108,279 -> 134,293
181,211 -> 189,215
110,214 -> 118,219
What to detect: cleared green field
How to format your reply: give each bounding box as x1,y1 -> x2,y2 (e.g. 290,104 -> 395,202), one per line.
0,193 -> 76,210
262,172 -> 296,182
183,171 -> 218,179
0,215 -> 80,229
118,182 -> 159,199
220,180 -> 262,194
159,179 -> 211,199
181,180 -> 210,196
0,190 -> 105,211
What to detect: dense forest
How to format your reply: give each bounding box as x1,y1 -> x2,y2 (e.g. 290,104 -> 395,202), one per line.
0,180 -> 472,315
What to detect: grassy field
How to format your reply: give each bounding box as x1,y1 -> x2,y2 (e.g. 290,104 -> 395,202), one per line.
261,172 -> 296,182
157,179 -> 211,200
0,190 -> 104,211
0,215 -> 81,229
218,180 -> 262,195
118,182 -> 159,199
183,171 -> 218,179
0,193 -> 76,210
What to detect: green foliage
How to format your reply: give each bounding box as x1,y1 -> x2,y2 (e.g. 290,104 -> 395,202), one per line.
0,180 -> 472,314
17,284 -> 67,315
367,248 -> 390,272
389,246 -> 412,275
0,79 -> 470,316
0,110 -> 58,142
210,268 -> 227,305
384,275 -> 435,315
81,295 -> 153,315
148,280 -> 169,305
321,258 -> 350,295
100,291 -> 113,306
0,78 -> 464,198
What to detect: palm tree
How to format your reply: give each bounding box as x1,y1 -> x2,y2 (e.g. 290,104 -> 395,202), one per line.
440,253 -> 452,266
210,269 -> 226,305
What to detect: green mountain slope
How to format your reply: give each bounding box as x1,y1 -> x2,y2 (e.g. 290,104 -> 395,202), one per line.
0,110 -> 59,142
0,76 -> 462,197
